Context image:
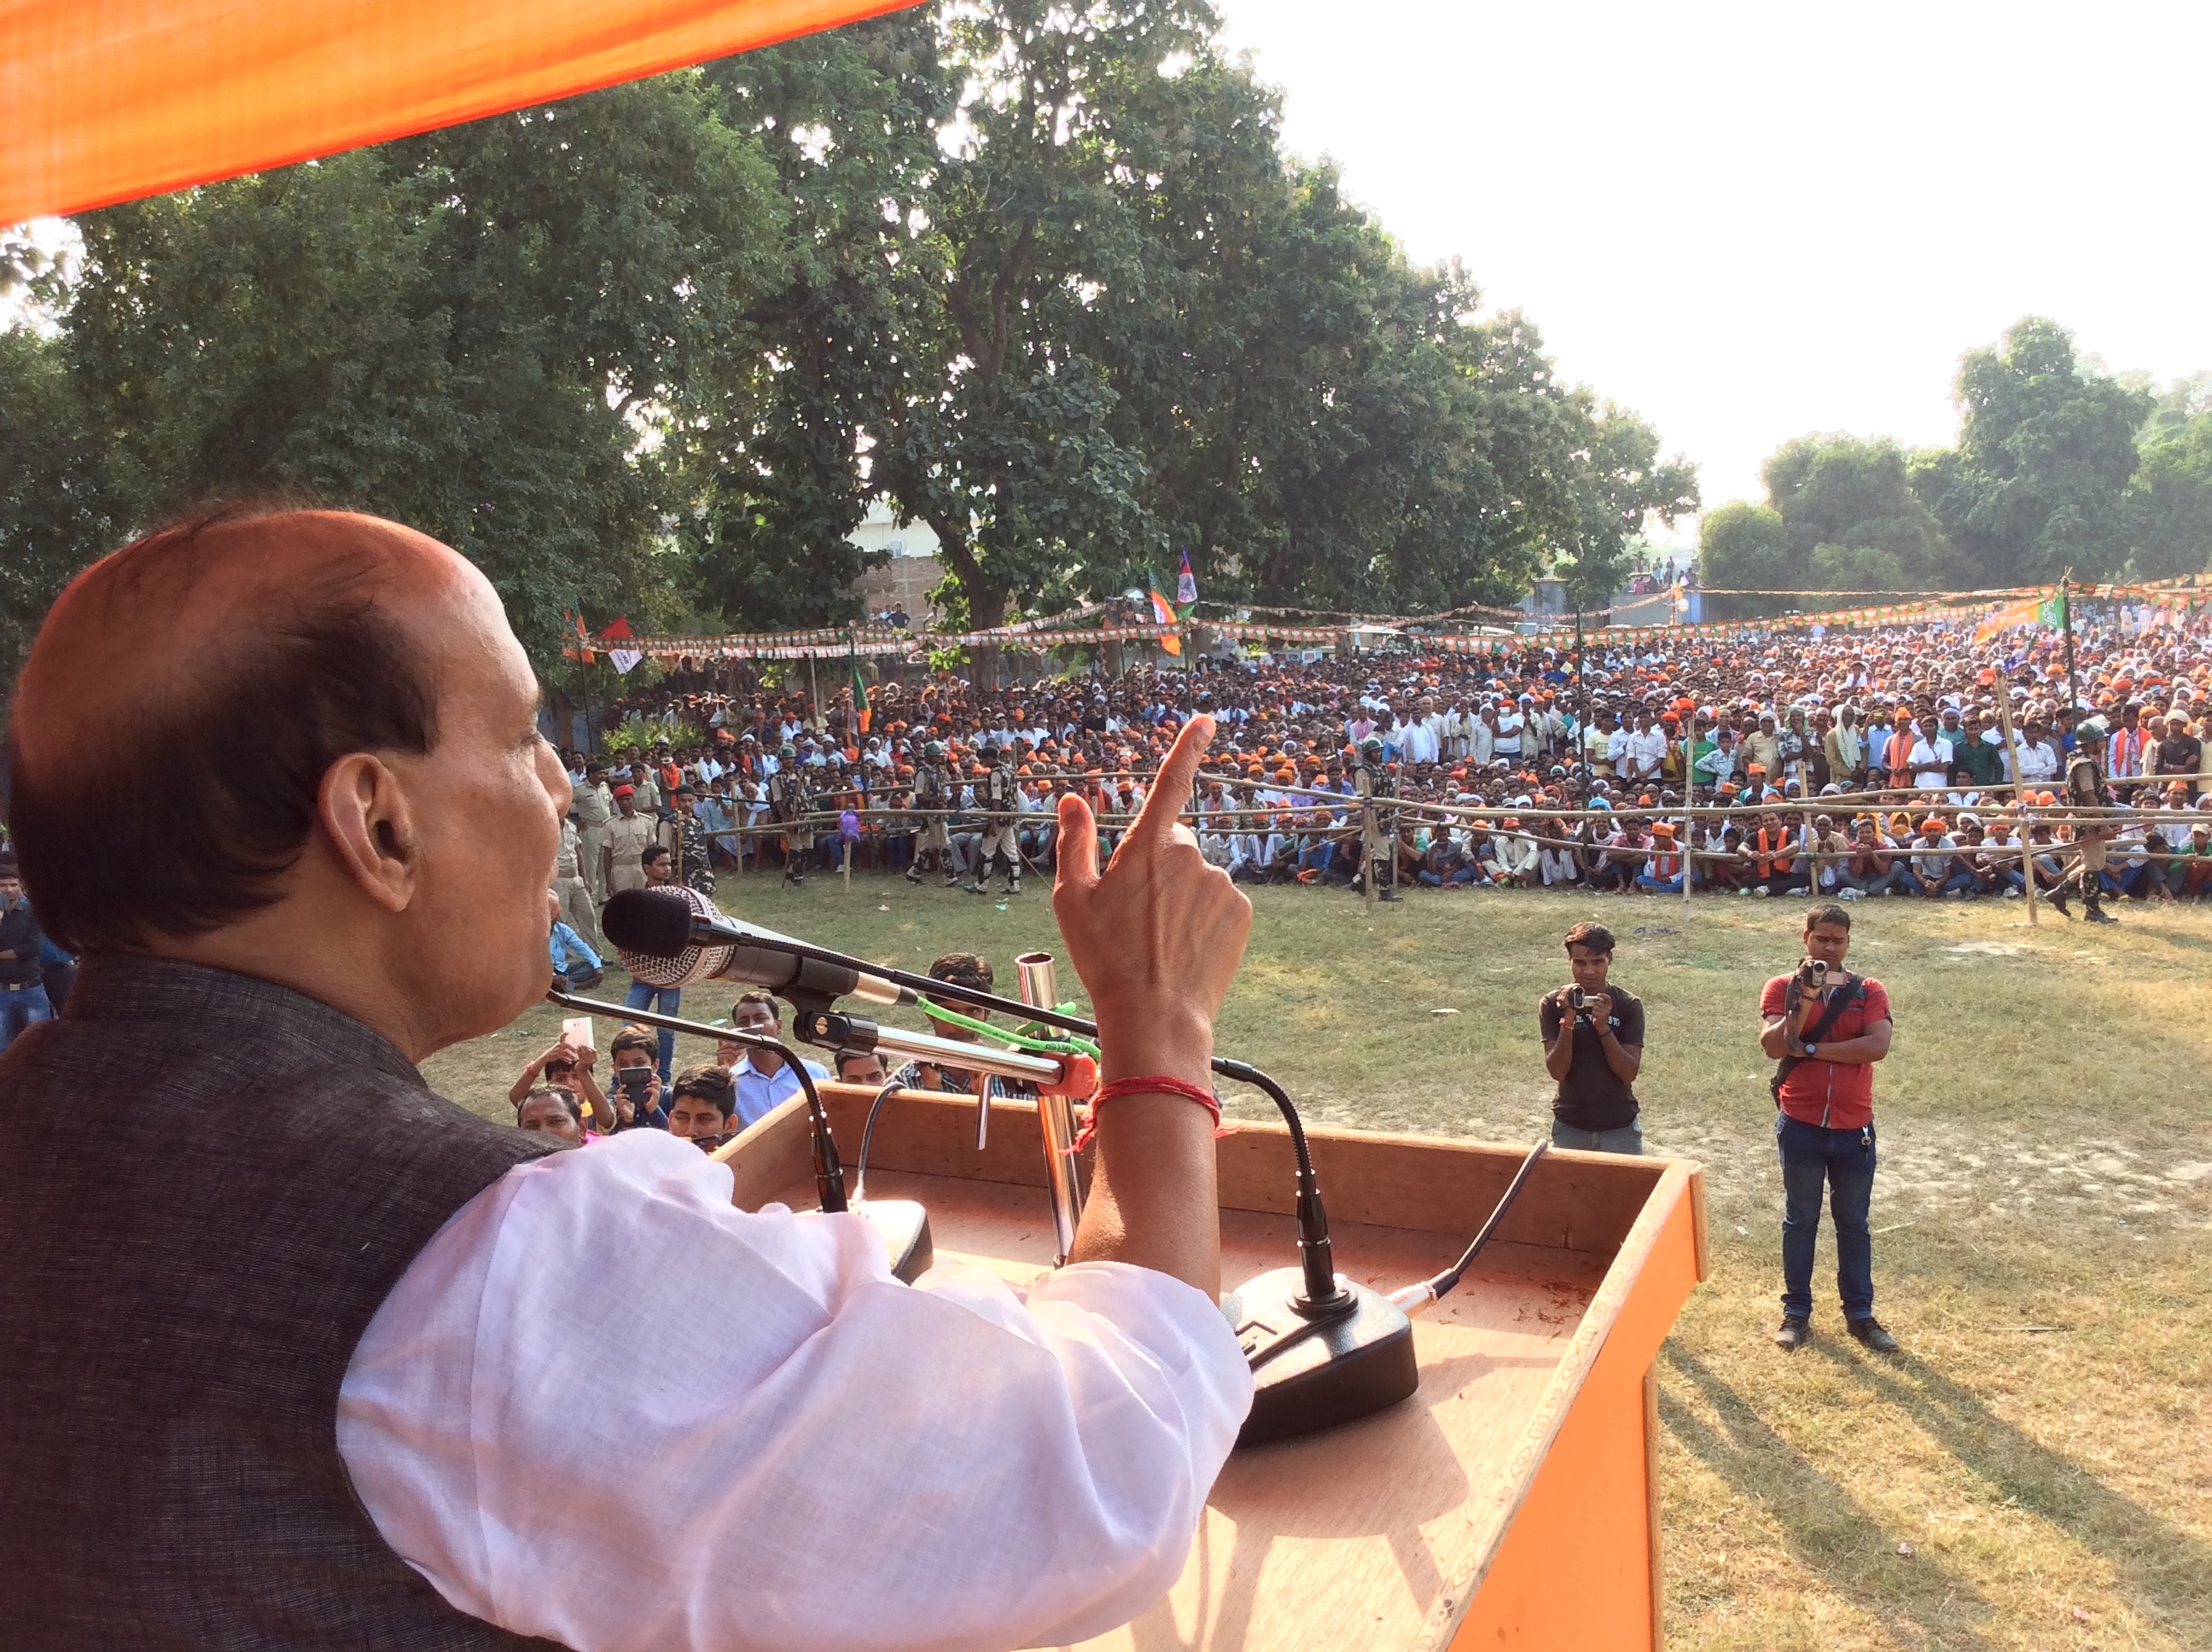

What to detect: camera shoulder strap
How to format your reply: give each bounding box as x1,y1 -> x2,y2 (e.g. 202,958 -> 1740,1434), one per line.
1770,973 -> 1864,1104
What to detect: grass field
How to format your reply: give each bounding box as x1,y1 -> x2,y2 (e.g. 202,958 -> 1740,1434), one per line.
424,876 -> 2212,1652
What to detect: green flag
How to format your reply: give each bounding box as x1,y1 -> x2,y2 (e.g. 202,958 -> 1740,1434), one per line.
847,641 -> 870,733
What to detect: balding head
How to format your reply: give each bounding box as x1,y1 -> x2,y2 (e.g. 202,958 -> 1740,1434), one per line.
15,508 -> 473,785
9,507 -> 568,1056
11,508 -> 479,951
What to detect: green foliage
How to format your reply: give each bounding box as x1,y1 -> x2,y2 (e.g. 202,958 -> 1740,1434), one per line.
0,327 -> 116,691
1912,317 -> 2153,585
1761,433 -> 1953,586
1697,502 -> 1789,616
3,1 -> 1699,678
603,713 -> 702,753
2132,390 -> 2212,579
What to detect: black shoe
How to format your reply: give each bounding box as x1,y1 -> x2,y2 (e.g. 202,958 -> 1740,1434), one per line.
1379,888 -> 1403,903
2085,904 -> 2116,925
2047,887 -> 2071,916
967,882 -> 989,895
1848,1318 -> 1900,1352
943,875 -> 962,888
906,870 -> 923,884
1774,1315 -> 1811,1350
1005,883 -> 1021,897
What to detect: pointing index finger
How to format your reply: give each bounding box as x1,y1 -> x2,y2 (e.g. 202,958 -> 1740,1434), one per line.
1125,715 -> 1215,848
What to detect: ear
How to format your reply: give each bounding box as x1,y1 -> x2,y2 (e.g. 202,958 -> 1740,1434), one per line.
318,752 -> 419,914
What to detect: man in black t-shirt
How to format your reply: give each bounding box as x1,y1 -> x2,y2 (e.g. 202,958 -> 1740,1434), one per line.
2153,711 -> 2203,800
1537,919 -> 1646,1154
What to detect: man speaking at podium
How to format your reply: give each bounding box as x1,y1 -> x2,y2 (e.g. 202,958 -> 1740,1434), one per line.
0,508 -> 1254,1650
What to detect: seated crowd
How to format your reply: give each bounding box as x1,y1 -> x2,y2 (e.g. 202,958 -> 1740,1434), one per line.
549,600 -> 2211,909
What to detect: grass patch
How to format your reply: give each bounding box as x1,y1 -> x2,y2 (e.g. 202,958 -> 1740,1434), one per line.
424,877 -> 2212,1651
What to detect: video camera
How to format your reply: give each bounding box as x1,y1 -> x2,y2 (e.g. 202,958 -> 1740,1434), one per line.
1795,958 -> 1829,994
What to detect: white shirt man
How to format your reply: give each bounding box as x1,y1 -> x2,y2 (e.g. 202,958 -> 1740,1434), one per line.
1493,706 -> 1524,761
1906,729 -> 1954,790
1624,718 -> 1668,784
1401,717 -> 1441,765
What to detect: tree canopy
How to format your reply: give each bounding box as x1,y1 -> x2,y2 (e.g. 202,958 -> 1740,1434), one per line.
2,1 -> 1702,684
1702,317 -> 2212,601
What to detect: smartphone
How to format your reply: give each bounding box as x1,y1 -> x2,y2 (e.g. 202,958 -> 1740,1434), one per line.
615,1067 -> 655,1102
561,1016 -> 596,1056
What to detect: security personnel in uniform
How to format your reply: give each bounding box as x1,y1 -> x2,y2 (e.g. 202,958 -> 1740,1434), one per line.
1352,737 -> 1401,902
552,815 -> 601,951
766,744 -> 812,887
573,760 -> 614,904
2052,716 -> 2117,924
670,785 -> 718,898
972,746 -> 1022,898
908,740 -> 958,886
602,783 -> 655,894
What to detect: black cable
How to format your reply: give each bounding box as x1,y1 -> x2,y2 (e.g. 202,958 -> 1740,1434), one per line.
1426,1139 -> 1549,1302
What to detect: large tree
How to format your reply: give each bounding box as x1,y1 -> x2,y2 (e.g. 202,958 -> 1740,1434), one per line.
1911,317 -> 2152,585
1760,433 -> 1954,588
31,74 -> 783,661
2131,379 -> 2212,579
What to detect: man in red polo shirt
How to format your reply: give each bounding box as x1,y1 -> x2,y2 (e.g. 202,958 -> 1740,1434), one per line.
1759,904 -> 1899,1352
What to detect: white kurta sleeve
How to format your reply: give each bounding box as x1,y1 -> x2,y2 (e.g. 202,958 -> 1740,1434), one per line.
337,1131 -> 1251,1652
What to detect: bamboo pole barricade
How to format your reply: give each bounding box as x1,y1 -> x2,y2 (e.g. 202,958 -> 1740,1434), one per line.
714,1081 -> 1708,1651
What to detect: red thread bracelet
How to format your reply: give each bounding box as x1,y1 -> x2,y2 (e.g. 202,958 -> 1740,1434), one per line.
1075,1075 -> 1223,1149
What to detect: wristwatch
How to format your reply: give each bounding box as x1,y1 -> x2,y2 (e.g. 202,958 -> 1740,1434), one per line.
1803,1042 -> 1819,1060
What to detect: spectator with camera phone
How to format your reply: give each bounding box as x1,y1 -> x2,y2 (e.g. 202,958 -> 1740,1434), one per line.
1759,905 -> 1898,1352
1538,921 -> 1645,1155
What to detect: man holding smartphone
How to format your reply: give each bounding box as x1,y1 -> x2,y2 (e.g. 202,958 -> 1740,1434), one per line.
1759,905 -> 1897,1352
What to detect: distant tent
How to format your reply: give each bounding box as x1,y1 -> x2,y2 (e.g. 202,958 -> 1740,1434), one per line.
3,0 -> 920,224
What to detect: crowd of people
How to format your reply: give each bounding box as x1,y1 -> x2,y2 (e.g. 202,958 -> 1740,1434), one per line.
544,600 -> 2212,945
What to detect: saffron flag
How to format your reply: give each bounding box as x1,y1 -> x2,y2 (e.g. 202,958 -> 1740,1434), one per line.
1148,589 -> 1182,654
1974,595 -> 2043,644
1176,548 -> 1197,607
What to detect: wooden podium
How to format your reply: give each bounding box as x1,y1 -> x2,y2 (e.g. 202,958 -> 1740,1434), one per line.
720,1085 -> 1708,1651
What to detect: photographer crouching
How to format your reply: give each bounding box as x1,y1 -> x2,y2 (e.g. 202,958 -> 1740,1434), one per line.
1760,904 -> 1899,1352
1539,921 -> 1645,1154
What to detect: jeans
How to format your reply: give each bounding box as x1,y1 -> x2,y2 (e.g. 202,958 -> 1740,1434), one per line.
0,983 -> 52,1051
549,922 -> 602,978
1776,1113 -> 1877,1322
1552,1118 -> 1643,1155
1636,872 -> 1685,893
623,980 -> 683,1084
1840,864 -> 1911,896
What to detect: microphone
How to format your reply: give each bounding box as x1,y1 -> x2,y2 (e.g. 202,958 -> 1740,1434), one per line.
602,887 -> 917,1008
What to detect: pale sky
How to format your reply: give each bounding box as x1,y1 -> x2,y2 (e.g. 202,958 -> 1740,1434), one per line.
1214,0 -> 2212,541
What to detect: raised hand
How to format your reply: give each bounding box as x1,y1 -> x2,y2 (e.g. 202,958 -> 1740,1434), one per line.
1053,714 -> 1251,1087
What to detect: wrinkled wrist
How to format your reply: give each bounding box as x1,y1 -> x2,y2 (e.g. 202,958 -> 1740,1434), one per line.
1096,1003 -> 1216,1086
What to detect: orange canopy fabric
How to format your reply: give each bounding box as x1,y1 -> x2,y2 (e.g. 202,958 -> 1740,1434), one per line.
2,0 -> 922,225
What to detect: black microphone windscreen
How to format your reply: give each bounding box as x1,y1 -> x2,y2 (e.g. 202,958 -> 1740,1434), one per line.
602,887 -> 696,956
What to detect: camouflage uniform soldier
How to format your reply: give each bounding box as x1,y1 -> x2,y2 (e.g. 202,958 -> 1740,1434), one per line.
2051,717 -> 2116,924
671,785 -> 718,898
970,747 -> 1022,897
767,745 -> 813,887
1353,736 -> 1402,903
907,741 -> 959,887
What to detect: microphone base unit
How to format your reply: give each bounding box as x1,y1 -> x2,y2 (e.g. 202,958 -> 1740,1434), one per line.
853,1199 -> 934,1284
1225,1268 -> 1420,1448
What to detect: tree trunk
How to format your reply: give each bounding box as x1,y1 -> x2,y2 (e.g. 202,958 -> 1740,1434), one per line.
968,583 -> 1010,691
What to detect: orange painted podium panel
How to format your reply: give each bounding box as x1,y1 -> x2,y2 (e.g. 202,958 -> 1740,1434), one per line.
720,1085 -> 1708,1651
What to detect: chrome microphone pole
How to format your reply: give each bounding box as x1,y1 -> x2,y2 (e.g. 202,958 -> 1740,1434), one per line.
1016,951 -> 1087,1266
